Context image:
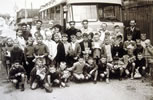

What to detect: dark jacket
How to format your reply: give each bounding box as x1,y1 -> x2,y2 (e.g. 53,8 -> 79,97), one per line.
55,41 -> 66,62
66,28 -> 78,42
124,27 -> 140,41
9,64 -> 26,79
80,40 -> 92,56
11,47 -> 24,64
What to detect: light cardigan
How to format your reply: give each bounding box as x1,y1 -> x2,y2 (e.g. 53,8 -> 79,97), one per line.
43,40 -> 57,60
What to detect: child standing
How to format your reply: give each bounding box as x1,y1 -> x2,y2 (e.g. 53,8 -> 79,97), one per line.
43,32 -> 57,66
24,37 -> 35,81
62,34 -> 71,67
3,38 -> 14,76
54,34 -> 66,68
76,30 -> 83,43
69,34 -> 81,66
123,33 -> 136,54
33,35 -> 49,65
102,39 -> 113,63
10,40 -> 24,65
16,29 -> 26,51
80,33 -> 92,61
92,33 -> 103,64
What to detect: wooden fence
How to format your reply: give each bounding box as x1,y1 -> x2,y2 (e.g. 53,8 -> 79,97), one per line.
123,1 -> 153,43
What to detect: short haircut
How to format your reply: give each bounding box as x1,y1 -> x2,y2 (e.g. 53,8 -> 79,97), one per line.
53,24 -> 62,32
105,32 -> 110,35
116,35 -> 122,39
127,33 -> 132,36
83,33 -> 88,37
101,23 -> 107,27
76,29 -> 82,33
62,33 -> 68,37
70,34 -> 76,37
130,20 -> 136,23
69,21 -> 75,24
141,33 -> 147,35
114,25 -> 120,28
37,35 -> 43,39
36,20 -> 43,24
16,28 -> 22,32
21,23 -> 27,26
94,33 -> 99,36
89,32 -> 94,38
82,20 -> 88,24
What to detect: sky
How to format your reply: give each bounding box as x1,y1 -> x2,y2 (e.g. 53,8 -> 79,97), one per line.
0,0 -> 50,16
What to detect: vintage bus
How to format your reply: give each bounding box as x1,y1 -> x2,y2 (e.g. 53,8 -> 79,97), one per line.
39,0 -> 124,32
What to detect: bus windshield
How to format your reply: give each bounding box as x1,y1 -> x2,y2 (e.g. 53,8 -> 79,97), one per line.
71,4 -> 122,22
98,4 -> 122,22
72,5 -> 98,22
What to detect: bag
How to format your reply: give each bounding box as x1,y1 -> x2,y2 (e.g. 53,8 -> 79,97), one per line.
134,68 -> 142,79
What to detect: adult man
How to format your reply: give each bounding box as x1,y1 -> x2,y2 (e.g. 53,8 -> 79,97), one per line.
81,20 -> 93,35
124,20 -> 140,41
21,23 -> 32,41
66,21 -> 78,42
31,20 -> 45,40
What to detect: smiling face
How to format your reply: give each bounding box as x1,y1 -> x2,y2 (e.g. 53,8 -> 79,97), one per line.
16,30 -> 23,36
101,23 -> 107,31
36,21 -> 42,30
69,21 -> 75,28
82,21 -> 88,29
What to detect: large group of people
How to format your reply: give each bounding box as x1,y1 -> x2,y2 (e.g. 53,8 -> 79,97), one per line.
0,19 -> 153,93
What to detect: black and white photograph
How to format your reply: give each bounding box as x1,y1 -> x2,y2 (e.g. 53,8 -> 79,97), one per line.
0,0 -> 153,100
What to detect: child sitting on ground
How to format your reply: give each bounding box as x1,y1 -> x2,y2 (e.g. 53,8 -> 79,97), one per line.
46,65 -> 61,87
58,61 -> 71,87
83,57 -> 98,84
123,48 -> 136,79
30,58 -> 52,93
68,57 -> 88,82
9,62 -> 26,91
135,53 -> 146,81
97,56 -> 110,83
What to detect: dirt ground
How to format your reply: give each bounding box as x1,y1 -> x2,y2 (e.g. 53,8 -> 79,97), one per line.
0,66 -> 153,100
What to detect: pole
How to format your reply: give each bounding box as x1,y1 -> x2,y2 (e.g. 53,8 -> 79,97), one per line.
25,0 -> 27,24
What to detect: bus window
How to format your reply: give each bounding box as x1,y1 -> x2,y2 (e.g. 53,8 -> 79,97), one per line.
67,5 -> 73,22
72,5 -> 97,22
50,8 -> 54,20
98,4 -> 122,22
55,6 -> 60,20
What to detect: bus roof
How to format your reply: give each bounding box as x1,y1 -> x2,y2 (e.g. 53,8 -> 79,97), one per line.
67,0 -> 122,5
40,0 -> 66,12
39,0 -> 122,12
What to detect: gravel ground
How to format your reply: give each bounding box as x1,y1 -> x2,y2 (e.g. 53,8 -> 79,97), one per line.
0,66 -> 153,100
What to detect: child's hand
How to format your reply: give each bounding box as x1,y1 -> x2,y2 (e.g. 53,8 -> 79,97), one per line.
142,66 -> 146,70
74,57 -> 78,60
26,61 -> 29,65
15,73 -> 21,77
